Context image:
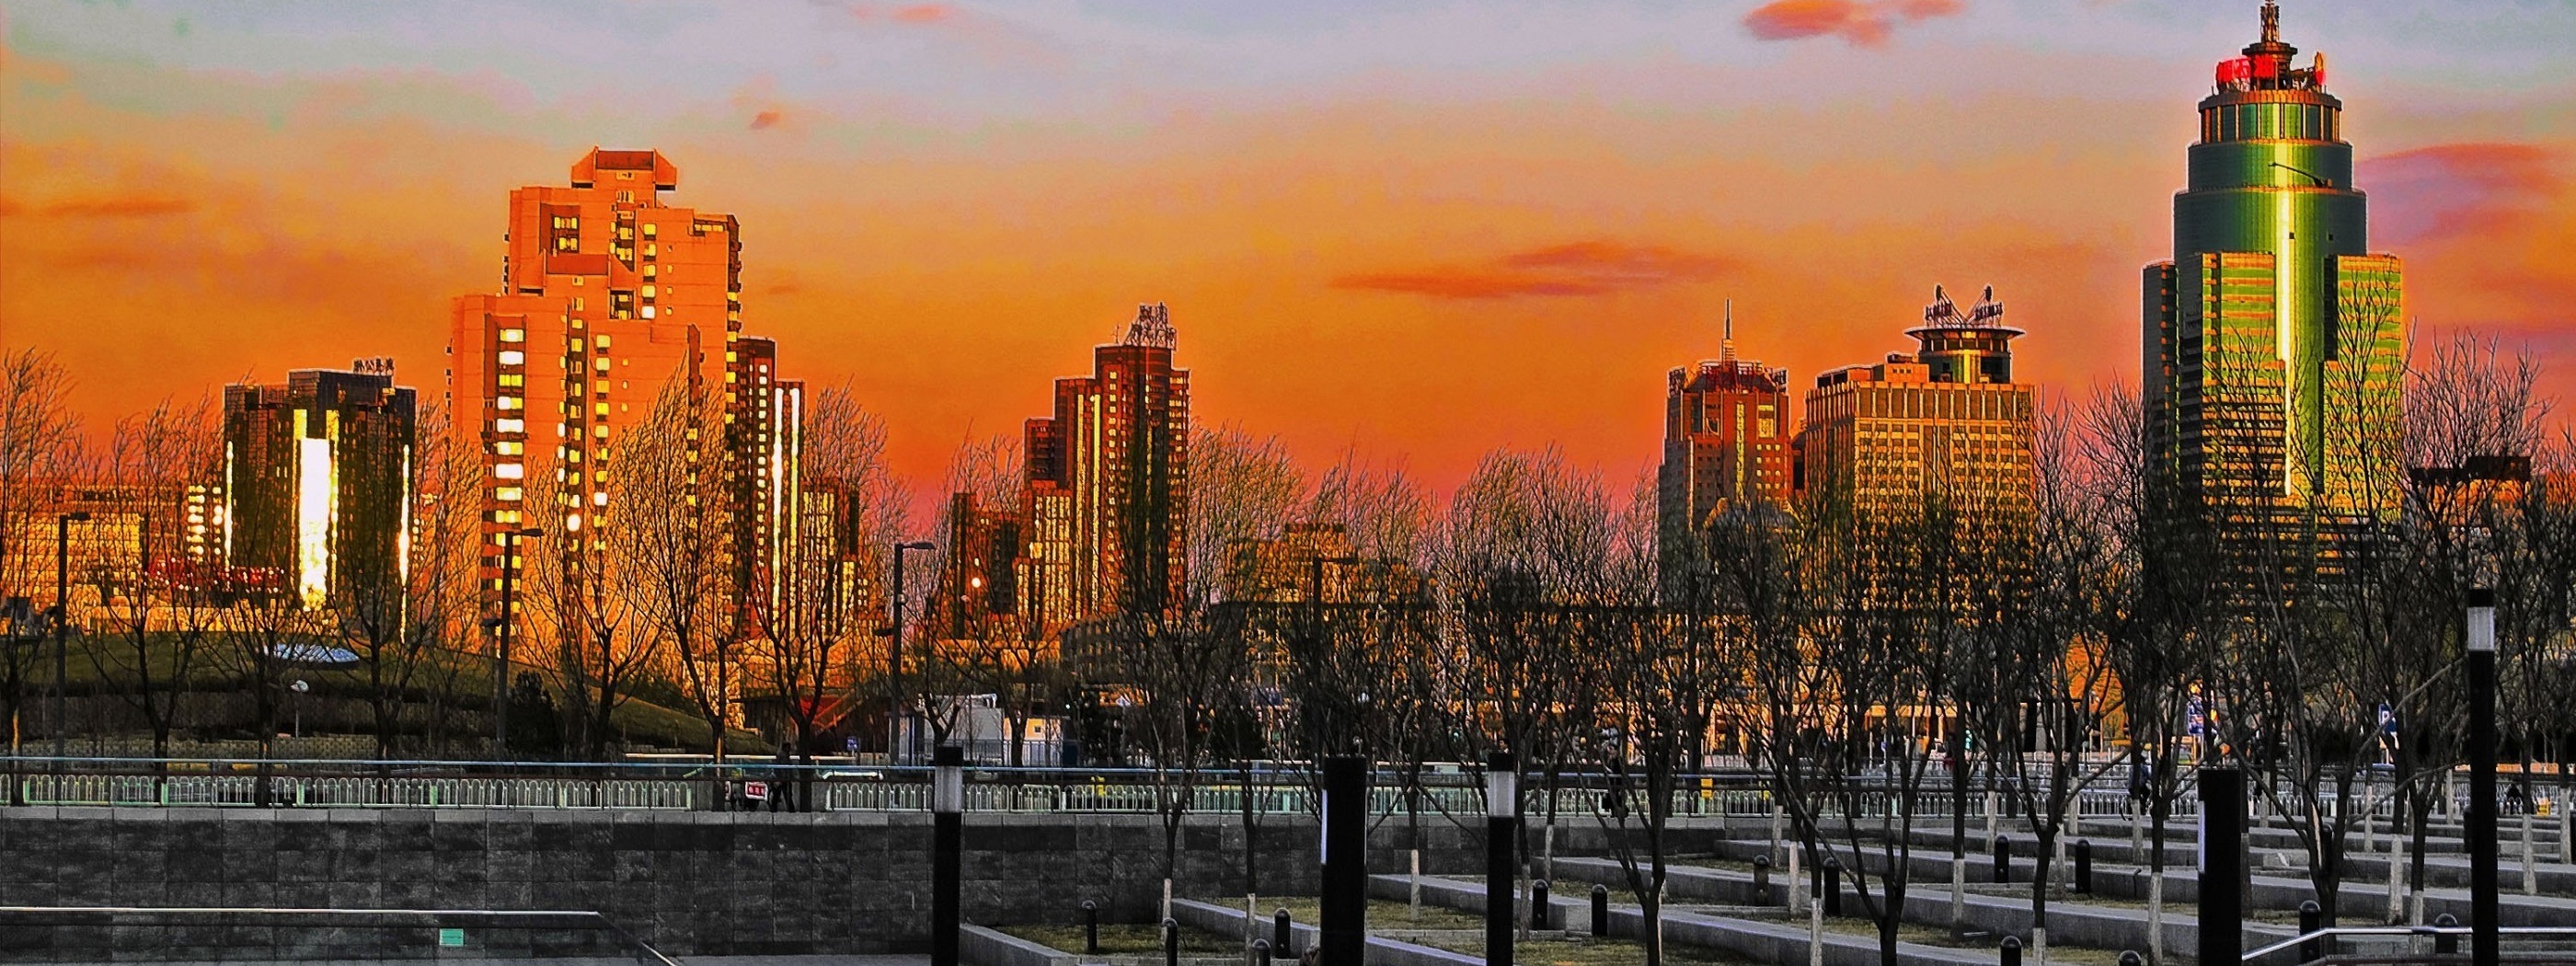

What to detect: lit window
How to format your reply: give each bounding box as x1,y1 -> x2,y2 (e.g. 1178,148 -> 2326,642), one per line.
498,374 -> 524,387
497,487 -> 523,502
640,305 -> 656,319
642,224 -> 657,237
593,358 -> 610,373
566,513 -> 583,532
641,285 -> 657,299
592,490 -> 608,506
499,351 -> 526,366
500,328 -> 526,343
495,463 -> 525,480
592,425 -> 608,439
497,419 -> 525,433
496,442 -> 523,455
596,335 -> 612,349
497,396 -> 522,411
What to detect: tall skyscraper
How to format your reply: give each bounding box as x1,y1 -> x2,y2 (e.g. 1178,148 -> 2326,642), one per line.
1018,304 -> 1190,627
222,365 -> 418,609
1797,286 -> 2035,511
447,149 -> 751,635
2145,3 -> 2406,522
1656,305 -> 1791,586
732,336 -> 805,627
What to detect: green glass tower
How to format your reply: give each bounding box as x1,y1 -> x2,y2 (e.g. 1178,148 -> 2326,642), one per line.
2146,2 -> 2406,522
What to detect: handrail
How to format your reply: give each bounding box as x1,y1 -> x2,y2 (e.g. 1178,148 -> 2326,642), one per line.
2244,926 -> 2576,962
0,905 -> 680,965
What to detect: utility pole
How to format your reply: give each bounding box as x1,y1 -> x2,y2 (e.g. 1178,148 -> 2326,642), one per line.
53,511 -> 89,764
491,525 -> 544,759
878,540 -> 934,764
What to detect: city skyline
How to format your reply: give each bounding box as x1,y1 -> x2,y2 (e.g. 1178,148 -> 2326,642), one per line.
5,0 -> 2572,502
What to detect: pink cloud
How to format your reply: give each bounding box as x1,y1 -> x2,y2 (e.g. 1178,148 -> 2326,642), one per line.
2360,142 -> 2563,246
1742,0 -> 1964,47
0,194 -> 197,218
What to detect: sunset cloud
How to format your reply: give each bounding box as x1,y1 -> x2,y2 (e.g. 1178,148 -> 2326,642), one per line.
2360,142 -> 2563,246
1335,242 -> 1734,300
750,109 -> 783,130
844,3 -> 957,26
1,194 -> 196,218
1742,0 -> 1964,47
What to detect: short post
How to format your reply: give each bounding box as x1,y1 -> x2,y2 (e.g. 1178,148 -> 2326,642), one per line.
1083,900 -> 1100,955
1995,836 -> 2012,884
1530,880 -> 1551,931
1320,755 -> 1369,966
1590,884 -> 1609,937
1253,938 -> 1272,966
2002,935 -> 2024,966
1823,857 -> 1843,916
2120,951 -> 2143,966
2297,900 -> 2321,963
2433,914 -> 2459,956
1274,908 -> 1293,956
1164,917 -> 1179,966
1487,751 -> 1518,966
933,745 -> 964,966
1754,854 -> 1773,904
2198,766 -> 2245,966
2075,839 -> 2093,894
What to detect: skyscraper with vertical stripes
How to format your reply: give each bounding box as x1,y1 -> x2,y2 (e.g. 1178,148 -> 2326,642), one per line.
2145,3 -> 2407,527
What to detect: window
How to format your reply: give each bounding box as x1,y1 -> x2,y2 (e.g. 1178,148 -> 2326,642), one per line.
596,335 -> 612,349
641,305 -> 656,319
499,351 -> 525,366
495,463 -> 524,480
498,374 -> 523,388
500,328 -> 526,343
497,396 -> 522,411
496,487 -> 523,502
497,418 -> 525,433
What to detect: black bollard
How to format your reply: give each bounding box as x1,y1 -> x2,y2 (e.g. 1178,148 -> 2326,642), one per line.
2199,767 -> 2247,966
2120,952 -> 2143,966
1995,836 -> 2012,884
1275,908 -> 1294,957
1320,756 -> 1369,966
1163,918 -> 1179,966
1590,884 -> 1609,937
1754,854 -> 1773,905
2434,914 -> 2459,956
2075,840 -> 2094,894
1823,857 -> 1844,916
932,745 -> 964,966
1486,752 -> 1518,966
1254,938 -> 1272,966
1082,900 -> 1100,955
2002,935 -> 2024,966
1531,880 -> 1551,931
2298,900 -> 2321,963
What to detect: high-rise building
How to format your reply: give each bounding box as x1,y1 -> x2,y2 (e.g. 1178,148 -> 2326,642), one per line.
1018,304 -> 1190,627
447,148 -> 751,636
222,365 -> 419,609
1656,305 -> 1791,586
2145,3 -> 2406,522
1797,286 -> 2035,511
731,336 -> 805,627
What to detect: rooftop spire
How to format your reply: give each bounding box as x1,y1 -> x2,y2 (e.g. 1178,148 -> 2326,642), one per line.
2261,1 -> 2280,45
1721,299 -> 1736,361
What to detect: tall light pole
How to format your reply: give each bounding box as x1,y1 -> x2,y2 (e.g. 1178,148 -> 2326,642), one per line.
2467,586 -> 2499,966
876,540 -> 934,764
1485,751 -> 1518,966
491,525 -> 544,759
53,511 -> 89,762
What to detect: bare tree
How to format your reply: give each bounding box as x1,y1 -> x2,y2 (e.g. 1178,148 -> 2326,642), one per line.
84,396 -> 220,764
622,380 -> 743,783
1,348 -> 86,790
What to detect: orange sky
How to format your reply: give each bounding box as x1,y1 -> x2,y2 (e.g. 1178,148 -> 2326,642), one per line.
5,1 -> 2572,500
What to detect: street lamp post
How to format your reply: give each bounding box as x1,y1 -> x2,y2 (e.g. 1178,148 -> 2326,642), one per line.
876,540 -> 935,764
2467,587 -> 2499,966
1485,751 -> 1519,966
491,525 -> 544,759
53,511 -> 89,763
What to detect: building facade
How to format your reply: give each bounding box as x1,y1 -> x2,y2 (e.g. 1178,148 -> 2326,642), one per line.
1655,308 -> 1792,589
2145,2 -> 2407,523
446,148 -> 753,642
1797,286 -> 2034,512
222,366 -> 419,609
1018,304 -> 1191,627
